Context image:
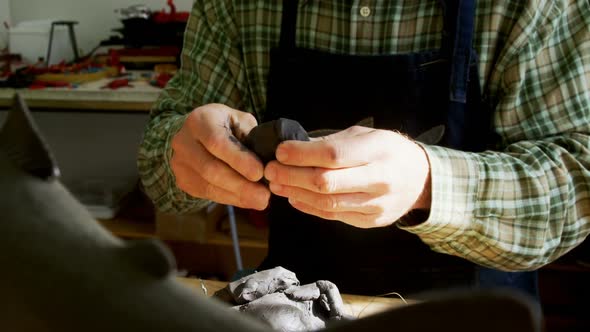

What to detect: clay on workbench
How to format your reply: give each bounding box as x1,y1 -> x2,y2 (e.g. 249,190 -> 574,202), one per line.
214,267 -> 349,332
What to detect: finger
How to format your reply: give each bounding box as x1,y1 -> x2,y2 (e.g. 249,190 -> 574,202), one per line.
173,129 -> 268,195
171,135 -> 270,209
276,129 -> 385,168
287,199 -> 380,229
173,162 -> 269,210
265,161 -> 388,194
192,109 -> 264,182
195,140 -> 268,195
183,153 -> 271,209
269,183 -> 381,214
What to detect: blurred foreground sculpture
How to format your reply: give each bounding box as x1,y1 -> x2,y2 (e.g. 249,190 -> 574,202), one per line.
0,94 -> 542,332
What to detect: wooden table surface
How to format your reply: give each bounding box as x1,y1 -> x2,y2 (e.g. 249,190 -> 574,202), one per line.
179,278 -> 410,319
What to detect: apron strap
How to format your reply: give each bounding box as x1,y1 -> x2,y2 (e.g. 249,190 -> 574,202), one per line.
440,0 -> 477,104
279,0 -> 299,50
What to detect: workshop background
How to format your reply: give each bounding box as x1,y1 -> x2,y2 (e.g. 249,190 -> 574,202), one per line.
1,0 -> 268,293
0,1 -> 589,331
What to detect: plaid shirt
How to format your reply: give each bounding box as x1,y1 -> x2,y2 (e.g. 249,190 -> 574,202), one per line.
138,0 -> 590,271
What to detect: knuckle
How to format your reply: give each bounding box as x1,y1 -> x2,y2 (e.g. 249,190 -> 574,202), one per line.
349,125 -> 364,134
324,143 -> 344,165
187,109 -> 205,130
313,169 -> 334,193
241,112 -> 258,126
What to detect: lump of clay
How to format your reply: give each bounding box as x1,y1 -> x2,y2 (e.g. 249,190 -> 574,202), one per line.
228,266 -> 299,304
244,118 -> 310,164
214,267 -> 349,332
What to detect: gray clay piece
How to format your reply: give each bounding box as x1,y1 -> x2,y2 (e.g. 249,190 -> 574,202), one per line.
214,267 -> 349,331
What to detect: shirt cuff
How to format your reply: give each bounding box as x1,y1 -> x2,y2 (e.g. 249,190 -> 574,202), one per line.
398,144 -> 481,245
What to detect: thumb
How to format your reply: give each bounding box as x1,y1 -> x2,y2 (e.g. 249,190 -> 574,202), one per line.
229,110 -> 258,141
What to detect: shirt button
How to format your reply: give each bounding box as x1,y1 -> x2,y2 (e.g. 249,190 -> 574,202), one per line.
360,6 -> 371,17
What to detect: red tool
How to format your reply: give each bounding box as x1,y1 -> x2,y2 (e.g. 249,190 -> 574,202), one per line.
28,80 -> 71,90
152,0 -> 189,23
150,72 -> 173,88
101,78 -> 133,90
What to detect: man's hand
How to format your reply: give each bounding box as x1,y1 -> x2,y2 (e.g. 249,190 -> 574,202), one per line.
264,126 -> 431,228
171,104 -> 270,210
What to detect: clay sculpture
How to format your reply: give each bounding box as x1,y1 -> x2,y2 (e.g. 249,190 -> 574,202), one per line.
214,267 -> 348,331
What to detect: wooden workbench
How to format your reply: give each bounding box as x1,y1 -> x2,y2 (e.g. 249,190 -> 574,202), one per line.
180,278 -> 409,319
0,76 -> 160,112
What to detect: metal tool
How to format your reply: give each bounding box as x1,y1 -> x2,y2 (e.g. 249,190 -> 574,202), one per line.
415,124 -> 446,145
227,205 -> 244,271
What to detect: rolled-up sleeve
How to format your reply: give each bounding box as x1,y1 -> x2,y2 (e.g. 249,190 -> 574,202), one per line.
137,0 -> 250,214
401,1 -> 590,271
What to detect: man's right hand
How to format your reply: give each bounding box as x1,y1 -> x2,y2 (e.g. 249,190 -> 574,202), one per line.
170,104 -> 270,210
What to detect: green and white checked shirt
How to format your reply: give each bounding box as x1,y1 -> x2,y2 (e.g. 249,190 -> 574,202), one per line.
138,0 -> 590,271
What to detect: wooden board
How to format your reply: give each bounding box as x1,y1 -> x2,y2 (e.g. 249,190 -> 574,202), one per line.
179,278 -> 411,319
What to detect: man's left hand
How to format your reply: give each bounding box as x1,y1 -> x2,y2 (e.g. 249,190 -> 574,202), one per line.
264,126 -> 431,228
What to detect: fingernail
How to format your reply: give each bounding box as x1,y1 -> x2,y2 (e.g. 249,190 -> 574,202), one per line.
276,146 -> 288,162
248,167 -> 263,182
288,197 -> 299,206
265,166 -> 276,181
255,189 -> 270,208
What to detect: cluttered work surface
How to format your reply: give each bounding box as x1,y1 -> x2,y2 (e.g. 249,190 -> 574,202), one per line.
1,2 -> 187,111
181,278 -> 409,319
0,73 -> 161,111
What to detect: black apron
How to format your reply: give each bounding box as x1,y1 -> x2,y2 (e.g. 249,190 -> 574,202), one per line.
260,0 -> 538,297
